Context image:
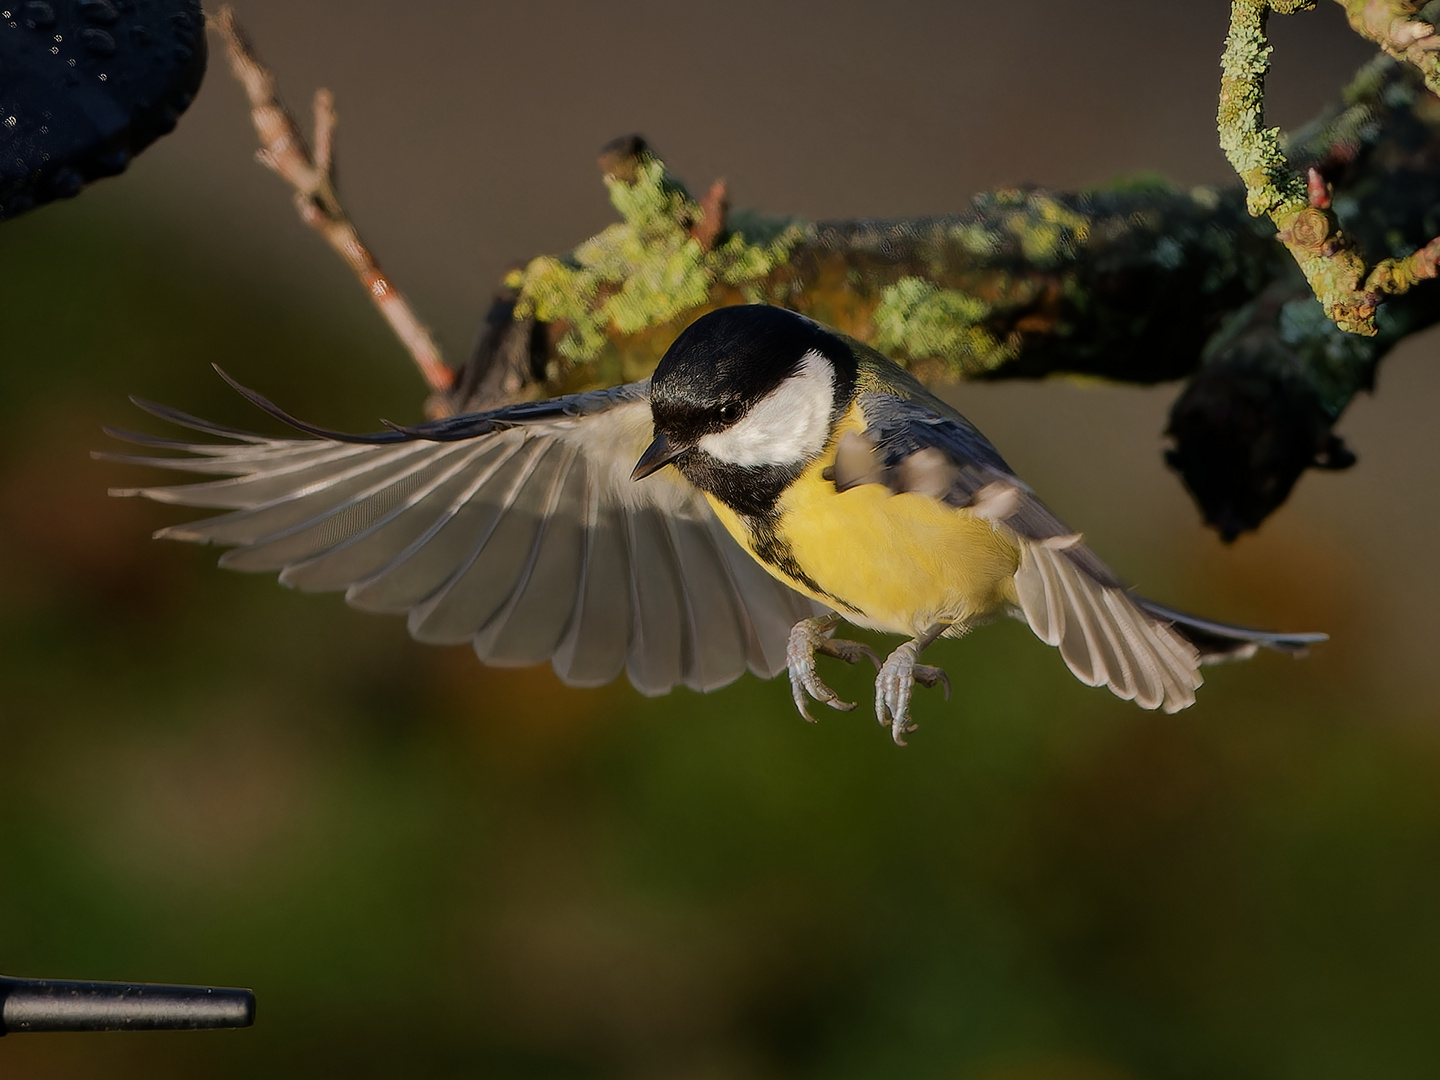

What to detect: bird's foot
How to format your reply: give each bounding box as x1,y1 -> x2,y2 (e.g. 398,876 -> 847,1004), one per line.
875,640 -> 951,746
818,636 -> 881,668
786,615 -> 880,722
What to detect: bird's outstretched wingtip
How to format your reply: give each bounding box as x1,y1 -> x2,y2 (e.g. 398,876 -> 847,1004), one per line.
204,366 -> 407,445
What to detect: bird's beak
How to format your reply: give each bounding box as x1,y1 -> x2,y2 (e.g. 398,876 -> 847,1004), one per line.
631,432 -> 684,481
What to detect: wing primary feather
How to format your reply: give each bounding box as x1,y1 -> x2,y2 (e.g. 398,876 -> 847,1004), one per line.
210,366 -> 412,444
99,443 -> 354,479
471,443 -> 586,665
551,462 -> 632,687
218,443 -> 475,572
1032,546 -> 1068,649
1046,550 -> 1136,700
659,516 -> 708,692
279,442 -> 493,591
549,461 -> 600,685
125,397 -> 276,443
1083,584 -> 1135,700
1017,542 -> 1203,711
1071,557 -> 1135,696
1119,601 -> 1199,713
405,438 -> 557,643
1012,546 -> 1053,647
622,506 -> 685,697
142,444 -> 387,512
664,515 -> 752,692
700,514 -> 777,680
154,443 -> 429,541
1099,591 -> 1167,711
368,380 -> 653,443
1048,555 -> 1106,687
100,426 -> 263,453
346,434 -> 529,613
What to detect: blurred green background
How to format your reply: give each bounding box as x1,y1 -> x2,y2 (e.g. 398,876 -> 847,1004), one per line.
3,2 -> 1440,1077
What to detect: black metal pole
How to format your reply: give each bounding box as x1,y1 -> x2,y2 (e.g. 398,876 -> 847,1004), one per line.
0,975 -> 254,1034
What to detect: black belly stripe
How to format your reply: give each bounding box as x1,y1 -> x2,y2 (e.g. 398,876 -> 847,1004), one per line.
748,515 -> 862,615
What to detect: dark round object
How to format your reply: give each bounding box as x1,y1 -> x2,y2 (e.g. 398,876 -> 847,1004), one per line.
0,0 -> 206,222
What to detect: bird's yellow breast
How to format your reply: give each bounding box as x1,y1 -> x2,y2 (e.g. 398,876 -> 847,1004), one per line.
705,407 -> 1021,636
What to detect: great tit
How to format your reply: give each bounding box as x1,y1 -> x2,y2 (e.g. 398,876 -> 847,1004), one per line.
104,304 -> 1324,744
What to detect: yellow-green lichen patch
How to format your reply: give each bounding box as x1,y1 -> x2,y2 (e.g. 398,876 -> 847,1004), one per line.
1021,196 -> 1090,266
1219,1 -> 1307,217
509,155 -> 806,369
872,277 -> 1017,375
1215,0 -> 1422,336
949,221 -> 1005,257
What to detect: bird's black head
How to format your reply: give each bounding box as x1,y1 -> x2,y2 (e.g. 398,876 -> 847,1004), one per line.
632,305 -> 858,518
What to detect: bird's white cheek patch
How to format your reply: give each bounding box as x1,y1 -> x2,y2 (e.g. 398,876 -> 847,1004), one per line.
698,350 -> 835,467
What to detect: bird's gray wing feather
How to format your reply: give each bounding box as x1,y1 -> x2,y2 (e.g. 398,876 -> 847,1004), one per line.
852,392 -> 1204,712
99,380 -> 823,696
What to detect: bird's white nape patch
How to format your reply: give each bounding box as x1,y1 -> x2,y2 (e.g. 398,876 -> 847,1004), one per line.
697,349 -> 836,467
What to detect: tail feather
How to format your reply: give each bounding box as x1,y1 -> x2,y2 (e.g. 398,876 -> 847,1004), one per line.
1014,539 -> 1325,712
1135,599 -> 1328,663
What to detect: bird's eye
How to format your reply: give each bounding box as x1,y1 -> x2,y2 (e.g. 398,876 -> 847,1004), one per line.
717,402 -> 741,423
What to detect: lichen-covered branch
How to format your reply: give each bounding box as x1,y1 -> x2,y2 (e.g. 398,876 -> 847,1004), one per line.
1335,0 -> 1440,94
211,6 -> 455,398
465,139 -> 1276,406
1217,0 -> 1440,335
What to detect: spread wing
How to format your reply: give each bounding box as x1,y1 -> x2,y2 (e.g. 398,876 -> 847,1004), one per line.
847,392 -> 1208,713
99,377 -> 823,696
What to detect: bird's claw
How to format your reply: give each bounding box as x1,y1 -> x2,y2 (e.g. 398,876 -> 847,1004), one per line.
818,637 -> 880,668
914,663 -> 950,700
786,616 -> 878,722
875,642 -> 950,746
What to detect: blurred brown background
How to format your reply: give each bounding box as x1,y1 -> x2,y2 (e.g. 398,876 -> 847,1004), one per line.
3,2 -> 1439,1077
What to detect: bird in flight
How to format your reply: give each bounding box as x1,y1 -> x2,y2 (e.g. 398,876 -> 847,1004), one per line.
103,305 -> 1325,744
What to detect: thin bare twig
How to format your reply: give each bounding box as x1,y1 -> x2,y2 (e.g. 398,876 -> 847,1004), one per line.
209,6 -> 456,400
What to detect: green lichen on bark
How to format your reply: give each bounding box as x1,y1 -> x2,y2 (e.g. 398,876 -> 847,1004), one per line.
477,168 -> 1274,401
1219,1 -> 1309,217
1220,0 -> 1440,336
1335,0 -> 1440,96
500,152 -> 1188,388
871,278 -> 1016,374
507,145 -> 804,375
1219,0 -> 1380,334
1001,190 -> 1092,266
